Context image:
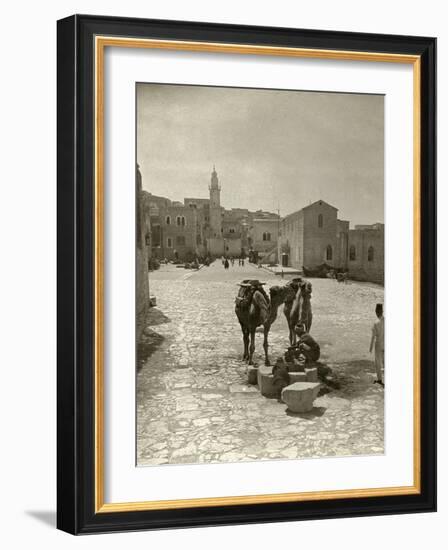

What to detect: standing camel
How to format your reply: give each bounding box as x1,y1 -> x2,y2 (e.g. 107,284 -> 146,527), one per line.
284,279 -> 313,346
235,280 -> 293,366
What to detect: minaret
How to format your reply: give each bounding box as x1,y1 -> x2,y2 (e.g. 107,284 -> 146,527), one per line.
209,165 -> 222,238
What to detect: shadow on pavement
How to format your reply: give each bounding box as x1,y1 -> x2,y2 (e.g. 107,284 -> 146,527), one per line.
285,406 -> 327,419
146,307 -> 171,326
322,359 -> 378,399
137,329 -> 166,371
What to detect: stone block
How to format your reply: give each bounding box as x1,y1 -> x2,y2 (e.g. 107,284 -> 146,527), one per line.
305,367 -> 318,382
247,366 -> 258,385
287,361 -> 305,373
281,382 -> 321,413
289,371 -> 308,383
257,366 -> 277,397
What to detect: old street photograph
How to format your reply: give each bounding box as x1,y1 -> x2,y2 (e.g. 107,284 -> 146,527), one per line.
136,83 -> 385,466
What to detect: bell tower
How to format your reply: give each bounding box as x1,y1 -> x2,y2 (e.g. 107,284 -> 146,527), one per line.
209,165 -> 222,237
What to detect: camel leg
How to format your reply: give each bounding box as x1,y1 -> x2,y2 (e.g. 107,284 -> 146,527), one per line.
263,326 -> 270,366
248,328 -> 256,365
289,325 -> 296,346
242,328 -> 249,361
288,325 -> 293,346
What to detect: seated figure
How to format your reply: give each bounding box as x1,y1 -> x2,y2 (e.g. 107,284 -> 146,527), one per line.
290,323 -> 320,364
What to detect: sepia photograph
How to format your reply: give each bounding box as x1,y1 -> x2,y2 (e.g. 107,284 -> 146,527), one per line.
135,83 -> 385,467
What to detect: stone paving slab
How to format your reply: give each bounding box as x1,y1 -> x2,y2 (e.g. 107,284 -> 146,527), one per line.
137,260 -> 384,466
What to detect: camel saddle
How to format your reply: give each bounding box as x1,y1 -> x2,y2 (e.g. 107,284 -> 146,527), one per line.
235,279 -> 268,310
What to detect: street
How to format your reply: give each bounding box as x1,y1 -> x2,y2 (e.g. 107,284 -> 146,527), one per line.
137,260 -> 384,466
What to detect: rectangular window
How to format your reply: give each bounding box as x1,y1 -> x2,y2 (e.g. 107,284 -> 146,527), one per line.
167,237 -> 173,248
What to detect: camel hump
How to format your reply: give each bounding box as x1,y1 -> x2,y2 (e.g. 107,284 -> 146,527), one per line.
252,288 -> 270,323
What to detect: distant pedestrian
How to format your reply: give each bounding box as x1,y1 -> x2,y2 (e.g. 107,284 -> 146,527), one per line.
231,256 -> 235,266
241,258 -> 245,267
370,303 -> 384,386
224,258 -> 229,269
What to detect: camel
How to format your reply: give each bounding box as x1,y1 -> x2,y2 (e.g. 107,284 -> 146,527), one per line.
284,279 -> 313,346
283,277 -> 303,338
235,280 -> 294,366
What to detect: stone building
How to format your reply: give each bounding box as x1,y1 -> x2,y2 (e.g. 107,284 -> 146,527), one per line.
143,167 -> 278,261
279,200 -> 383,284
248,217 -> 280,263
347,223 -> 384,283
150,202 -> 205,261
280,200 -> 342,269
136,164 -> 150,340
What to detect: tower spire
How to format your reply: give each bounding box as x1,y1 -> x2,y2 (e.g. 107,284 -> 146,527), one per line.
210,165 -> 219,189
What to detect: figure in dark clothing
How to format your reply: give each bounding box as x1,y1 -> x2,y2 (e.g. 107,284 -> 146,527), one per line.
272,363 -> 290,396
292,323 -> 320,364
224,258 -> 230,269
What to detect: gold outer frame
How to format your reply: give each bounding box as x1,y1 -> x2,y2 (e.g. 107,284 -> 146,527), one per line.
94,36 -> 421,513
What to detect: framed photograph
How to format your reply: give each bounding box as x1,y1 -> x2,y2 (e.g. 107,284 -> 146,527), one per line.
57,14 -> 436,534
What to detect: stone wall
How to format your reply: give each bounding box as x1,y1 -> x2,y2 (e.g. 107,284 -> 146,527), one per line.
347,227 -> 384,283
136,165 -> 150,342
207,236 -> 239,257
336,219 -> 350,269
280,210 -> 304,268
250,218 -> 279,255
154,205 -> 205,261
302,201 -> 338,268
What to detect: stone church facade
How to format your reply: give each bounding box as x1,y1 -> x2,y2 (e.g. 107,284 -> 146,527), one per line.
280,200 -> 384,284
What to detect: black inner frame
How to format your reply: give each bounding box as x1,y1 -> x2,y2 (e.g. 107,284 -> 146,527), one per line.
57,14 -> 436,535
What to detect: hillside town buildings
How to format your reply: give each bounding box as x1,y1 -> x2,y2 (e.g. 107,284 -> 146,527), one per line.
141,166 -> 384,284
143,166 -> 279,263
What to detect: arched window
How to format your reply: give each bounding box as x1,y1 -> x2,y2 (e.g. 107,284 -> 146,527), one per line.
176,216 -> 181,226
262,232 -> 266,241
368,246 -> 374,262
349,245 -> 356,261
326,245 -> 333,261
165,215 -> 171,225
181,216 -> 186,227
318,214 -> 323,228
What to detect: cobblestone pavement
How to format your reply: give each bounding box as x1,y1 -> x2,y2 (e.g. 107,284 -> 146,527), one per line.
137,261 -> 384,466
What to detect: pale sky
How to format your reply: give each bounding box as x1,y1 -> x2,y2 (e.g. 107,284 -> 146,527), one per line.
137,83 -> 384,226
